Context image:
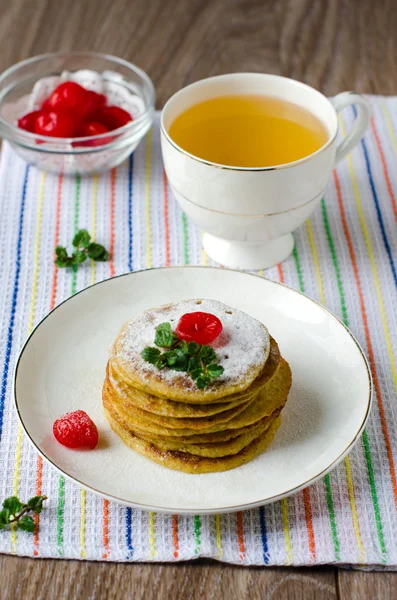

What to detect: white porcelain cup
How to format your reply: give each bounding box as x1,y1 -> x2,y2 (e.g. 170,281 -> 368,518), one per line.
161,73 -> 370,269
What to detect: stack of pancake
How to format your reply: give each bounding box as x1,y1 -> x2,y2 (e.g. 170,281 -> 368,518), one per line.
103,299 -> 292,474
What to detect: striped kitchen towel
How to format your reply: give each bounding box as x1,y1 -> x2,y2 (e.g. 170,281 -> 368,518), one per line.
1,98 -> 397,567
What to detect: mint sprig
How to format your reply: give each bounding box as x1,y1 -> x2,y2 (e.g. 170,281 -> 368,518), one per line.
0,495 -> 47,532
154,322 -> 176,348
141,322 -> 224,389
55,228 -> 109,268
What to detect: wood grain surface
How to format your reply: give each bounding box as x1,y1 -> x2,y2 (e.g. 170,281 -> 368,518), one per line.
1,0 -> 397,598
1,0 -> 397,108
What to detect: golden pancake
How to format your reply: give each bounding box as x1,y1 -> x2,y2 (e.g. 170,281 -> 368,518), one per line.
104,374 -> 254,430
131,413 -> 277,445
104,299 -> 292,473
103,391 -> 279,446
110,334 -> 281,406
103,390 -> 281,456
105,406 -> 282,474
108,361 -> 256,417
127,412 -> 281,457
103,358 -> 291,438
111,299 -> 271,402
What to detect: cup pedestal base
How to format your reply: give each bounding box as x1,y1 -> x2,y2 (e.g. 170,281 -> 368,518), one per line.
203,233 -> 294,270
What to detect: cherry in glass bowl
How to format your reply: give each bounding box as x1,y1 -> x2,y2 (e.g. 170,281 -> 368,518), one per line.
0,52 -> 155,175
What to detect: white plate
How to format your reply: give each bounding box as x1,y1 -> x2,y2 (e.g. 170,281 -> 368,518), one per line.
14,267 -> 372,514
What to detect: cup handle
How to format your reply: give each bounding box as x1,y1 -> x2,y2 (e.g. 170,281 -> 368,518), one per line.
330,92 -> 371,164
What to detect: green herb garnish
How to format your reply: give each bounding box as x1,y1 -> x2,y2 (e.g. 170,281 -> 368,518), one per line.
141,323 -> 224,389
0,495 -> 47,532
55,229 -> 109,268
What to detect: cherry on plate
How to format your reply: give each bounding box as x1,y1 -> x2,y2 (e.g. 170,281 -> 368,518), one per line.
53,410 -> 98,449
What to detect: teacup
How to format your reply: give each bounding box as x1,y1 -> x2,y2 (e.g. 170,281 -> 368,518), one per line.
160,73 -> 370,270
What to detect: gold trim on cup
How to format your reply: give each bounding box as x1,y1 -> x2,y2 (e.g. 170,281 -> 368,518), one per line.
170,183 -> 324,217
160,73 -> 339,172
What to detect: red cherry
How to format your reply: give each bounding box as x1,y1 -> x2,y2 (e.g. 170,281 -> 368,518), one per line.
95,105 -> 132,131
80,121 -> 109,137
35,111 -> 76,138
53,410 -> 98,449
73,121 -> 112,147
82,90 -> 107,118
43,81 -> 88,118
176,312 -> 223,345
41,98 -> 52,112
17,110 -> 41,133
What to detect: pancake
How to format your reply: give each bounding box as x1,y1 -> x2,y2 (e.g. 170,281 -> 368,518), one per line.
103,391 -> 276,445
108,361 -> 256,417
103,358 -> 291,438
104,374 -> 254,430
110,334 -> 282,406
103,390 -> 281,456
105,406 -> 282,474
123,412 -> 281,457
130,413 -> 278,445
103,299 -> 292,473
111,299 -> 271,402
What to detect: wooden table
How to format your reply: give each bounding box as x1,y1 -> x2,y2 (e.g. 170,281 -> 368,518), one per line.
1,0 -> 396,598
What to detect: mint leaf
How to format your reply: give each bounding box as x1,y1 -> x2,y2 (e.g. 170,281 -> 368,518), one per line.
179,340 -> 189,355
0,508 -> 10,527
73,229 -> 91,249
199,346 -> 216,364
27,496 -> 46,514
55,257 -> 73,268
171,350 -> 188,371
3,496 -> 23,515
165,349 -> 188,371
55,231 -> 109,270
141,347 -> 161,364
162,350 -> 178,366
156,354 -> 168,370
141,323 -> 224,388
154,323 -> 174,348
17,516 -> 35,532
71,250 -> 87,265
0,495 -> 47,532
179,341 -> 199,356
87,242 -> 109,262
55,246 -> 68,261
196,375 -> 211,389
187,342 -> 200,355
190,368 -> 203,381
207,364 -> 224,378
188,356 -> 201,372
55,246 -> 73,267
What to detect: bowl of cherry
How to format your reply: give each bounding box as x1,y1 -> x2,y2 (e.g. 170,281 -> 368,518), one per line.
0,51 -> 155,175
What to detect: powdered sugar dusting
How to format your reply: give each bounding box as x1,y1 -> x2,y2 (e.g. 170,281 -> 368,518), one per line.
27,70 -> 145,118
115,299 -> 270,390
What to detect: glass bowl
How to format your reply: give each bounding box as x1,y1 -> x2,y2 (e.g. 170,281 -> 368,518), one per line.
0,51 -> 155,175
